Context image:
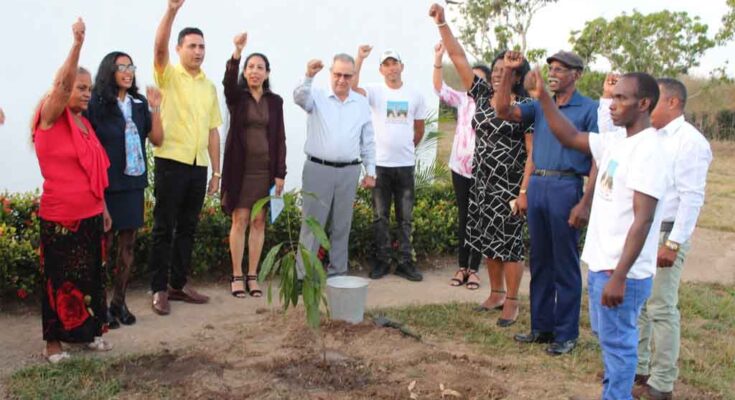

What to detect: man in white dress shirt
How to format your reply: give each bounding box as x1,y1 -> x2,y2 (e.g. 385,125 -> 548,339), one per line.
293,54 -> 376,278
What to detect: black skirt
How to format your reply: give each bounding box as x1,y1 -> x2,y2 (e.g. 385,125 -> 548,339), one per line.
40,215 -> 108,343
105,189 -> 144,230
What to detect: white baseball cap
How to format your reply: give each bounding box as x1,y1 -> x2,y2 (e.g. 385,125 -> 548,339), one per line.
379,49 -> 402,64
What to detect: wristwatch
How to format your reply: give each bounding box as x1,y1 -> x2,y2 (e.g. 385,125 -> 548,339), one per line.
664,239 -> 680,252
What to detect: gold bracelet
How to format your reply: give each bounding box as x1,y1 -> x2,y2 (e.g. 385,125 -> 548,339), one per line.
150,106 -> 161,113
212,172 -> 221,178
519,188 -> 527,194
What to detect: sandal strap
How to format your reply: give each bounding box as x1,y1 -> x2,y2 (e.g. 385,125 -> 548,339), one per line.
506,296 -> 519,301
246,275 -> 258,281
491,289 -> 507,294
231,275 -> 244,282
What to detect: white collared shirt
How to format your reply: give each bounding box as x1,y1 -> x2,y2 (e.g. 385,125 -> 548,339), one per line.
294,77 -> 376,176
598,99 -> 712,244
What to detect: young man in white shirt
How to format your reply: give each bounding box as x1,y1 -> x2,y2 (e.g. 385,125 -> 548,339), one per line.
598,77 -> 712,400
523,61 -> 671,400
352,46 -> 428,281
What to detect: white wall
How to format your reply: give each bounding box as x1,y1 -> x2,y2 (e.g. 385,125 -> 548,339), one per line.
0,0 -> 439,192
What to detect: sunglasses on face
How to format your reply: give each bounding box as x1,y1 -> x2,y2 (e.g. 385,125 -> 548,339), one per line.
332,72 -> 354,80
116,64 -> 137,73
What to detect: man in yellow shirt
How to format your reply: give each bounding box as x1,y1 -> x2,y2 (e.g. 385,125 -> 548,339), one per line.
149,0 -> 222,315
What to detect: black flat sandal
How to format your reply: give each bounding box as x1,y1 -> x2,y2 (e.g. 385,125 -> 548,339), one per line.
465,271 -> 481,290
245,275 -> 263,298
450,268 -> 468,287
230,276 -> 247,298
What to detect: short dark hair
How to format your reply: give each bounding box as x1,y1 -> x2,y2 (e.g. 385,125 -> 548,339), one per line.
491,50 -> 531,97
657,78 -> 687,109
177,27 -> 204,45
622,72 -> 660,113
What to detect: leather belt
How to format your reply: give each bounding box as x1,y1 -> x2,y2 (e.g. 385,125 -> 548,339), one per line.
308,156 -> 361,168
532,169 -> 579,178
660,221 -> 675,233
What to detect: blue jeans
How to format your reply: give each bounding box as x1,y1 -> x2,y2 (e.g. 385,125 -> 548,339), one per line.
588,270 -> 653,400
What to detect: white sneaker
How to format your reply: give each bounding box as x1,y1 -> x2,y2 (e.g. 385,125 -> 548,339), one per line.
43,349 -> 71,364
87,336 -> 113,351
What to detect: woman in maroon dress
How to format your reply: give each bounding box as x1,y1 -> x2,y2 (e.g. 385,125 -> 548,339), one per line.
221,32 -> 286,298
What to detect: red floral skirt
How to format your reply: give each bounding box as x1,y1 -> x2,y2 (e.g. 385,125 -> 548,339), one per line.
40,215 -> 107,343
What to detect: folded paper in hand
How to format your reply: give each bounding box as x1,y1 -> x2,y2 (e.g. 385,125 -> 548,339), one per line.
269,185 -> 284,224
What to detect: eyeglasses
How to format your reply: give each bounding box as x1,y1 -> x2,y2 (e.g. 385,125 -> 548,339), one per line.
332,72 -> 354,80
116,64 -> 137,73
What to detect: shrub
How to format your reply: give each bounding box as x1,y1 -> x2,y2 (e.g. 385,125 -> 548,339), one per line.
0,183 -> 460,300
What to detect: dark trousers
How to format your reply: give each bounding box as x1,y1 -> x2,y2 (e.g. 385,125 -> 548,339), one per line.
452,171 -> 482,271
149,157 -> 207,293
527,175 -> 583,342
373,166 -> 415,266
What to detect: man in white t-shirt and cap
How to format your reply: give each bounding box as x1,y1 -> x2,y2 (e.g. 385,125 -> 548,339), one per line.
522,58 -> 673,400
352,45 -> 428,281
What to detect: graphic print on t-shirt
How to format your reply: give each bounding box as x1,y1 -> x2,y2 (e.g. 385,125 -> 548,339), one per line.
600,159 -> 618,200
386,101 -> 409,124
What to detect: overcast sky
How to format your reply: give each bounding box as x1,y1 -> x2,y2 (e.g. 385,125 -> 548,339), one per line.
1,0 -> 732,193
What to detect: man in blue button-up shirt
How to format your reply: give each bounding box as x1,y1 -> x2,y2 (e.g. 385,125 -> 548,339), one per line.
293,54 -> 376,278
496,50 -> 599,356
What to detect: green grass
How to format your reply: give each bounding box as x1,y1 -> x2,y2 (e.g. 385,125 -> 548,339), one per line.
6,357 -> 120,400
372,282 -> 735,399
6,284 -> 734,399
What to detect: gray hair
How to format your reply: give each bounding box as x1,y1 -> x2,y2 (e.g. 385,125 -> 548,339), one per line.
332,53 -> 355,66
657,78 -> 687,109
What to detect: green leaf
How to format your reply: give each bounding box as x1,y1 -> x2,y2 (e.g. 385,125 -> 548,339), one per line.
258,243 -> 283,282
250,196 -> 271,223
305,216 -> 330,251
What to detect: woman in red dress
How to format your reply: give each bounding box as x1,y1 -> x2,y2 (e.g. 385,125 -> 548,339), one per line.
33,18 -> 112,363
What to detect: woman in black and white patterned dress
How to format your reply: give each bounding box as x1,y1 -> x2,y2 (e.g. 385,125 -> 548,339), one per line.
432,4 -> 533,327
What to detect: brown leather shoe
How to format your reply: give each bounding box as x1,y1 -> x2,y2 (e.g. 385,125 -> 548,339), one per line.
152,291 -> 170,315
634,374 -> 650,386
168,285 -> 210,304
632,384 -> 672,400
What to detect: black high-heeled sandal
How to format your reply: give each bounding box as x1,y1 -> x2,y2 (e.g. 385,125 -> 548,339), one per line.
497,296 -> 519,327
465,271 -> 481,290
473,289 -> 506,312
230,276 -> 247,298
109,301 -> 136,325
245,275 -> 263,298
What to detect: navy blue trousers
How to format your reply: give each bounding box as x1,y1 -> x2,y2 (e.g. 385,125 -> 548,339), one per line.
527,175 -> 583,342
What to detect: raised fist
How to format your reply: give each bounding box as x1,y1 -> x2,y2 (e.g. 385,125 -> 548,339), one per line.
524,68 -> 545,99
146,86 -> 162,108
72,17 -> 85,45
503,51 -> 525,70
602,73 -> 619,99
429,3 -> 446,25
357,45 -> 373,60
168,0 -> 185,11
233,32 -> 248,52
306,59 -> 324,78
434,42 -> 445,58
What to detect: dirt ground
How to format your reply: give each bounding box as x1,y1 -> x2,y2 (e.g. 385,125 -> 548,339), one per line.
0,227 -> 733,399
